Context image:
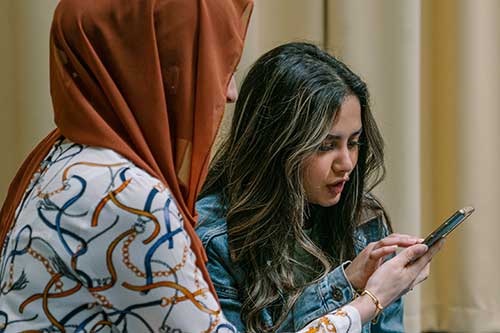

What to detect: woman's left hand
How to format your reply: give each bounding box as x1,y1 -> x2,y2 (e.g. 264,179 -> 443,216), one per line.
344,233 -> 421,290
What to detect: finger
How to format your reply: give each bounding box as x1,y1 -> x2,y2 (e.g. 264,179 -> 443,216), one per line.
369,245 -> 398,260
408,239 -> 444,272
411,263 -> 431,288
394,244 -> 429,266
385,233 -> 420,241
420,238 -> 445,262
375,236 -> 419,249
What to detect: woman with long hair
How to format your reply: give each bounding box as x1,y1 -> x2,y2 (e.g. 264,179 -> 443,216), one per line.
197,42 -> 442,332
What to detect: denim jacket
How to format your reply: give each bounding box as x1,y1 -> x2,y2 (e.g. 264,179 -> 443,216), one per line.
196,193 -> 404,332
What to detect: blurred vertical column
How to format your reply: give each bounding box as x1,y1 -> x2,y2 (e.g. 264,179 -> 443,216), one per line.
420,0 -> 459,330
457,2 -> 500,328
422,0 -> 500,331
457,3 -> 500,328
0,0 -> 57,201
457,1 -> 500,330
0,1 -> 17,202
326,1 -> 422,332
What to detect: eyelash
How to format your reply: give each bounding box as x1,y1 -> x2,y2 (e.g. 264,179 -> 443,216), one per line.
318,140 -> 363,152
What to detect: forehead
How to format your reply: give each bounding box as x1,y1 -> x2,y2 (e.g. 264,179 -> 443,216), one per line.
329,95 -> 362,136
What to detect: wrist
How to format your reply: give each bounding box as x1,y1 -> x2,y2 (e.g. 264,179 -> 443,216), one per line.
364,282 -> 390,309
344,262 -> 362,290
351,293 -> 378,324
360,289 -> 384,323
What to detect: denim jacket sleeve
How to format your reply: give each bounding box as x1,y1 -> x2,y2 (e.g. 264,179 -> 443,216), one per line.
199,225 -> 359,333
196,195 -> 257,331
279,261 -> 357,331
202,232 -> 248,332
285,216 -> 405,333
286,203 -> 405,332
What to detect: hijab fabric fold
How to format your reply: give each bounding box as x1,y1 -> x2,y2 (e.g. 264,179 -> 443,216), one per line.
0,0 -> 253,297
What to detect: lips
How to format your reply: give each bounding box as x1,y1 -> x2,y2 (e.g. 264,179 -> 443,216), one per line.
327,180 -> 345,195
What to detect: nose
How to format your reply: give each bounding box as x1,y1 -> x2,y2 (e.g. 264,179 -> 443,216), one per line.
331,146 -> 354,174
226,75 -> 238,103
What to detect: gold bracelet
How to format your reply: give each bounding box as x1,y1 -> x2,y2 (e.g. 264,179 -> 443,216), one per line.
361,289 -> 384,323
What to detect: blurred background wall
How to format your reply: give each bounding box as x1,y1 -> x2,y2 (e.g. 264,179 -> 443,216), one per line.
1,0 -> 499,332
0,0 -> 58,203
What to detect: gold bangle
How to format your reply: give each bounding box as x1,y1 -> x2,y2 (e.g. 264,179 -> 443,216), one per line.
361,289 -> 384,323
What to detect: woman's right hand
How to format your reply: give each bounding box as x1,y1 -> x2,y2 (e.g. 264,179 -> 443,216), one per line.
345,233 -> 421,291
349,239 -> 444,324
364,239 -> 445,308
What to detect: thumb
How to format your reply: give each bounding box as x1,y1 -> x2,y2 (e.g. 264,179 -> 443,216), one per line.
397,244 -> 428,265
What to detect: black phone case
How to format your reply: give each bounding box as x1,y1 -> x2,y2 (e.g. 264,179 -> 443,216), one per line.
423,206 -> 474,247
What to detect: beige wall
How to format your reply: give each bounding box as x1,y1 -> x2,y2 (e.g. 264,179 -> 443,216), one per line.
421,0 -> 500,330
0,0 -> 18,202
0,0 -> 57,202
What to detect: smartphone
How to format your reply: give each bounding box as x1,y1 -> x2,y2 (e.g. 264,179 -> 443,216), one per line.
423,206 -> 475,247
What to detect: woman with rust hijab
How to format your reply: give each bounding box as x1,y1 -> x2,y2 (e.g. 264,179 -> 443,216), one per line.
0,0 -> 253,331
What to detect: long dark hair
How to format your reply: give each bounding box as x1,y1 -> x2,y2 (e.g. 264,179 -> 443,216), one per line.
200,42 -> 386,332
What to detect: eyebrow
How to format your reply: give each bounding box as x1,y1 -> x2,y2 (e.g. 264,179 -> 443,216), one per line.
325,128 -> 363,140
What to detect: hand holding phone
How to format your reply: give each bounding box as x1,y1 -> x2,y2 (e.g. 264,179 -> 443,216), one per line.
423,206 -> 475,247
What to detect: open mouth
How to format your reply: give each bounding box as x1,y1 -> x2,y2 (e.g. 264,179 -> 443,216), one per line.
327,180 -> 345,195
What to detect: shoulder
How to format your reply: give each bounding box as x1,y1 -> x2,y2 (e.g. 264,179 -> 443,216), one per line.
355,193 -> 391,245
358,193 -> 386,226
53,141 -> 160,190
195,193 -> 229,246
48,141 -> 179,222
81,146 -> 183,226
195,194 -> 244,288
78,144 -> 163,190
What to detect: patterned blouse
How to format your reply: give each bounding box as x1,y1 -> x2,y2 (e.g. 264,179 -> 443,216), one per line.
0,139 -> 362,332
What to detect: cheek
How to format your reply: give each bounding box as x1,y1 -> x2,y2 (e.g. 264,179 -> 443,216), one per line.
302,155 -> 333,189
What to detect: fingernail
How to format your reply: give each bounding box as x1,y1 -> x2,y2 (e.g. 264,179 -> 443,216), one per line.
418,244 -> 429,254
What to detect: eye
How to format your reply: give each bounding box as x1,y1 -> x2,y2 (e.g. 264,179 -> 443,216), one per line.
318,140 -> 363,152
347,140 -> 363,150
318,140 -> 338,152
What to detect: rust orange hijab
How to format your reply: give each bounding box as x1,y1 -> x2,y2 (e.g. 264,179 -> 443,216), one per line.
0,0 -> 252,297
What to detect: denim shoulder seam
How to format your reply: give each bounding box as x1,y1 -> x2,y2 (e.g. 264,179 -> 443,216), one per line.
198,222 -> 228,246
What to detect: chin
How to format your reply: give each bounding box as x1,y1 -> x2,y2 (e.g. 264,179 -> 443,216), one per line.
316,194 -> 341,207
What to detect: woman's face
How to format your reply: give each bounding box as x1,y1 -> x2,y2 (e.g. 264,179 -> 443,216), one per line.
303,95 -> 362,207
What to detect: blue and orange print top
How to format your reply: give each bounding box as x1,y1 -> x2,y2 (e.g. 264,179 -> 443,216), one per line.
0,139 -> 232,332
